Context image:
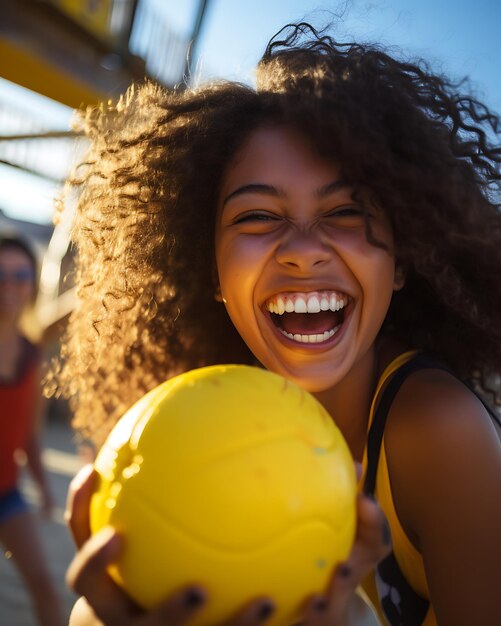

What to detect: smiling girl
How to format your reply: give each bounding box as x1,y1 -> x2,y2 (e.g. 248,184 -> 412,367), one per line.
55,23 -> 500,626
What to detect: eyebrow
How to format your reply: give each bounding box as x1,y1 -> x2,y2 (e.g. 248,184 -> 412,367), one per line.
221,179 -> 351,208
316,179 -> 352,198
222,184 -> 283,207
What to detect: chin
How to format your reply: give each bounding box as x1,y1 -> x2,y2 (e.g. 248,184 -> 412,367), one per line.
261,360 -> 342,395
288,375 -> 339,394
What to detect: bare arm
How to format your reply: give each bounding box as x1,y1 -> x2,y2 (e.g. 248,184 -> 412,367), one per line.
386,370 -> 501,626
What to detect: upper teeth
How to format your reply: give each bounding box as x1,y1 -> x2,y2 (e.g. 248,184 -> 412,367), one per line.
266,292 -> 349,315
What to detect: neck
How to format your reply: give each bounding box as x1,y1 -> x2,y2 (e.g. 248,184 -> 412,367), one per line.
313,346 -> 379,462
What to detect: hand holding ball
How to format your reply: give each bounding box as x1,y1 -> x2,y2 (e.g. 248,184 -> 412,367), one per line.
90,365 -> 357,625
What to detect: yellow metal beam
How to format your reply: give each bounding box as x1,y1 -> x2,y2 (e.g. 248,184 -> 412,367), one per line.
0,39 -> 107,109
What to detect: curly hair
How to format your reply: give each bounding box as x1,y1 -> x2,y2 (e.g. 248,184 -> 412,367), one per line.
52,23 -> 501,444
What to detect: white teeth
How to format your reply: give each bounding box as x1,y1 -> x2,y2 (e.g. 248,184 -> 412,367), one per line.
280,326 -> 340,343
306,295 -> 321,313
267,292 -> 347,344
294,297 -> 307,313
266,292 -> 349,315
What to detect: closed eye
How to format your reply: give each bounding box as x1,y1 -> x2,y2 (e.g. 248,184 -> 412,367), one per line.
232,211 -> 281,224
325,205 -> 367,218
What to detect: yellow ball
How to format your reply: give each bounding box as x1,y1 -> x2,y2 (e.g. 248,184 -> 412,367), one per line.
90,365 -> 357,626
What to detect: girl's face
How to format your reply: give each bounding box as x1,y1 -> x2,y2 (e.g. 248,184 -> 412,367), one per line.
0,247 -> 36,321
215,125 -> 403,393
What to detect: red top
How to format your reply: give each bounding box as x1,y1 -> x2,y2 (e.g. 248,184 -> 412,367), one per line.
0,338 -> 39,493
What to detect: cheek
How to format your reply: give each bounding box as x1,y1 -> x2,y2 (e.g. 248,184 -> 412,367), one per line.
360,252 -> 397,324
216,237 -> 268,298
341,236 -> 396,309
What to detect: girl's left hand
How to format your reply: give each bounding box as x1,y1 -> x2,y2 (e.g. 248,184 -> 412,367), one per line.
299,493 -> 389,625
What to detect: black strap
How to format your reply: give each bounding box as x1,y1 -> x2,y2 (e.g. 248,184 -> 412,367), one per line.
364,354 -> 439,496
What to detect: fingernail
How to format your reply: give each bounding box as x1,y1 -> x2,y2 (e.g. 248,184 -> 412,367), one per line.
337,564 -> 352,578
70,463 -> 95,489
184,588 -> 205,608
382,519 -> 392,546
313,597 -> 327,611
256,601 -> 275,621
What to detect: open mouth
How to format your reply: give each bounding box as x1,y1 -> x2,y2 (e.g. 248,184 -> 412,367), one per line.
264,291 -> 351,344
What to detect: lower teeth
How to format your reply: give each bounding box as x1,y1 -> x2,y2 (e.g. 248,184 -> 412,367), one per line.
279,326 -> 341,344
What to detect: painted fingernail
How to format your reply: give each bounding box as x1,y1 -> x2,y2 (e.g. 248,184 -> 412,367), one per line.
256,601 -> 275,621
184,588 -> 205,608
337,564 -> 352,578
382,519 -> 392,546
313,597 -> 327,611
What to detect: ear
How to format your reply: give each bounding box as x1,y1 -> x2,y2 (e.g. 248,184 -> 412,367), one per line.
393,263 -> 406,291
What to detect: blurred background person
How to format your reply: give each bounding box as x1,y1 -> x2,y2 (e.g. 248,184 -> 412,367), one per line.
0,234 -> 65,626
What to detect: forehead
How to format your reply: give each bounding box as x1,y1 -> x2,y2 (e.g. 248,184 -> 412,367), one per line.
219,125 -> 341,199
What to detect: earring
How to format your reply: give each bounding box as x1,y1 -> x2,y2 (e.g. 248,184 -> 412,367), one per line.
214,286 -> 226,303
394,265 -> 406,291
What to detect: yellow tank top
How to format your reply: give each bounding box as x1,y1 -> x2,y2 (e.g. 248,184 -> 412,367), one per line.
360,351 -> 437,626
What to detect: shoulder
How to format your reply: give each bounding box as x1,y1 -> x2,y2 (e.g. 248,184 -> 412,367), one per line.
386,365 -> 499,453
387,366 -> 499,446
383,366 -> 501,545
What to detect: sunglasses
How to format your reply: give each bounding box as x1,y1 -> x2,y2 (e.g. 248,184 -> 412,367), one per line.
0,268 -> 35,284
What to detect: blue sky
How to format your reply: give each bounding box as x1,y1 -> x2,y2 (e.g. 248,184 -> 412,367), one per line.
1,0 -> 499,224
194,0 -> 500,110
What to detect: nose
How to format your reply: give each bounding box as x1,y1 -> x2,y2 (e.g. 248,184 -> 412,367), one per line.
275,229 -> 331,272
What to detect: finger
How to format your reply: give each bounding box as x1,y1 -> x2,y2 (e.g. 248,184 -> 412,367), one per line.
66,464 -> 96,548
352,494 -> 391,567
303,588 -> 380,626
330,495 -> 390,595
303,495 -> 391,624
69,596 -> 105,626
66,526 -> 139,625
226,598 -> 275,626
302,564 -> 366,626
142,586 -> 207,626
302,593 -> 332,625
